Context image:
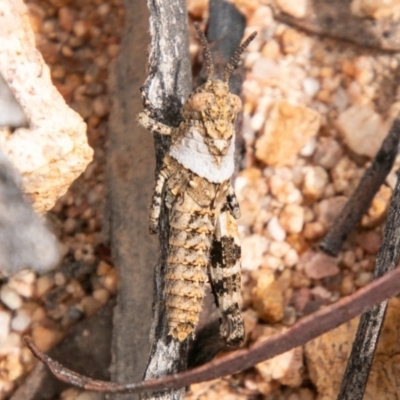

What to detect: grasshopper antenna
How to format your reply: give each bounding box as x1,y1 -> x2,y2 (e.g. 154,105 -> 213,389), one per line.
194,23 -> 214,80
223,31 -> 257,83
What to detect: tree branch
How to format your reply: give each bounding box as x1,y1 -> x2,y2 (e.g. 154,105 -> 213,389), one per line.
25,264 -> 400,394
106,3 -> 155,400
320,114 -> 400,256
139,1 -> 192,400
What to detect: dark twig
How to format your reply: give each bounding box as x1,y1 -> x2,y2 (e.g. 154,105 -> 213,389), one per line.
270,0 -> 400,51
106,2 -> 155,399
337,168 -> 400,400
321,115 -> 400,256
25,264 -> 400,394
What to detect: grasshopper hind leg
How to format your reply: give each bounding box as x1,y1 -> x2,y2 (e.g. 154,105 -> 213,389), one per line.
209,209 -> 244,346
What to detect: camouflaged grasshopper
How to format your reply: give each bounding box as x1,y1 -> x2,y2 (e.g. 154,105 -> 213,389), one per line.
137,24 -> 256,346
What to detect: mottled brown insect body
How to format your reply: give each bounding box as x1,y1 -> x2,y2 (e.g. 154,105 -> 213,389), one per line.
137,25 -> 256,345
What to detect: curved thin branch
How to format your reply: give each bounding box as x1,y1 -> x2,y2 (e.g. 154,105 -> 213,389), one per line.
25,264 -> 400,394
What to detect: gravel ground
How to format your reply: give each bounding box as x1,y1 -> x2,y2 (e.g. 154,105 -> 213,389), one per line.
1,0 -> 399,399
0,0 -> 122,398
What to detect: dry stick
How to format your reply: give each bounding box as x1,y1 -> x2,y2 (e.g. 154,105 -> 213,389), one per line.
321,115 -> 400,256
270,0 -> 400,51
25,265 -> 400,395
337,168 -> 400,400
139,1 -> 192,400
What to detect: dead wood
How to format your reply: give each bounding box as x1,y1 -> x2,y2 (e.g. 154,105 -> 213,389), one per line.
25,265 -> 400,394
269,0 -> 400,51
138,1 -> 192,400
336,169 -> 400,399
321,115 -> 400,256
105,1 -> 156,400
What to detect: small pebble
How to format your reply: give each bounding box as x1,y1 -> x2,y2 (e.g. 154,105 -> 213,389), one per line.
282,306 -> 296,326
6,354 -> 24,380
31,325 -> 62,352
303,77 -> 320,98
241,235 -> 269,270
357,231 -> 381,255
292,287 -> 312,313
355,272 -> 372,287
252,58 -> 280,81
60,388 -> 82,400
302,166 -> 329,200
97,261 -> 112,276
313,137 -> 343,169
300,137 -> 317,157
64,217 -> 77,234
77,392 -> 103,400
55,272 -> 67,286
303,253 -> 339,279
252,271 -> 284,323
93,288 -> 110,305
92,95 -> 111,117
311,286 -> 332,301
101,269 -> 118,293
276,0 -> 308,18
281,28 -> 302,54
97,3 -> 110,15
73,20 -> 88,38
31,306 -> 46,323
80,296 -> 101,317
58,7 -> 75,32
0,286 -> 22,310
261,39 -> 281,60
342,251 -> 356,268
303,222 -> 326,240
11,313 -> 31,333
9,270 -> 35,298
341,274 -> 355,295
262,254 -> 284,271
284,249 -> 299,268
336,105 -> 388,158
0,332 -> 21,356
315,197 -> 348,227
267,216 -> 286,242
269,241 -> 291,258
280,204 -> 304,234
0,311 -> 11,340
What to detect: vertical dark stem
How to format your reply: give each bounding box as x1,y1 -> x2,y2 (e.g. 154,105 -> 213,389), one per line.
337,168 -> 400,400
107,1 -> 156,400
321,116 -> 400,256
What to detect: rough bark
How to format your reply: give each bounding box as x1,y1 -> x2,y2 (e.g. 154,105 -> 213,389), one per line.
139,1 -> 192,400
106,0 -> 192,400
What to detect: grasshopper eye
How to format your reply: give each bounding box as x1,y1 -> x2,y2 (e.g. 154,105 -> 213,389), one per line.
229,94 -> 242,113
188,92 -> 214,111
